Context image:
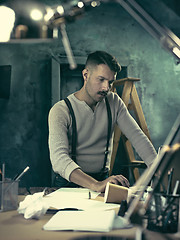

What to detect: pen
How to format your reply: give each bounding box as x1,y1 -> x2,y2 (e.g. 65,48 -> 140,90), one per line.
14,166 -> 30,181
0,168 -> 2,181
5,166 -> 30,193
89,191 -> 91,199
167,168 -> 174,195
2,163 -> 5,182
46,208 -> 83,214
1,164 -> 5,211
173,180 -> 179,196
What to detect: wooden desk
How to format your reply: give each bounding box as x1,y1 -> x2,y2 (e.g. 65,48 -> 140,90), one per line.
0,208 -> 138,240
1,208 -> 180,240
0,191 -> 180,240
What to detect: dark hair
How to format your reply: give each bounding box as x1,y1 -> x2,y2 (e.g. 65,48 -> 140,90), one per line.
85,51 -> 121,73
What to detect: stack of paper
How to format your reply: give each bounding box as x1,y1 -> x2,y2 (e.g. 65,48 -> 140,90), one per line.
43,210 -> 116,232
43,188 -> 120,212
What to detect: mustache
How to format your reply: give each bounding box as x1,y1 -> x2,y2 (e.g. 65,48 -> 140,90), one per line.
98,91 -> 108,96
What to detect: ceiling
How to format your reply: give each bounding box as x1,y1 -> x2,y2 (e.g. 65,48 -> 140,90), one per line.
0,0 -> 179,61
1,0 -> 179,38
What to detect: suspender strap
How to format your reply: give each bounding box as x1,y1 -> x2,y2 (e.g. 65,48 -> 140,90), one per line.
64,97 -> 112,173
102,97 -> 112,172
64,98 -> 77,161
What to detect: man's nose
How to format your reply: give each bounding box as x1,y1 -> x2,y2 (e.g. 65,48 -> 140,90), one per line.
102,81 -> 109,91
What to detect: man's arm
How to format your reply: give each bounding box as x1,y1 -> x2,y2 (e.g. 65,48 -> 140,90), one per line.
48,102 -> 81,180
70,168 -> 129,192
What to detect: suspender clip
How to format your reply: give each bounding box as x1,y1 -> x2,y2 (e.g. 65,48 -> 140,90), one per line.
105,150 -> 109,155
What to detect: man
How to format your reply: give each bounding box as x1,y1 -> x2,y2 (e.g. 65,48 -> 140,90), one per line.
48,51 -> 157,192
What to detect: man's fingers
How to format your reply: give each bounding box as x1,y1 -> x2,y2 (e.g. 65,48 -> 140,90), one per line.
110,175 -> 130,187
109,179 -> 119,185
117,175 -> 130,187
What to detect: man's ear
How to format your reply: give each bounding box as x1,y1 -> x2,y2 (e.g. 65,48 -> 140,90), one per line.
82,68 -> 88,82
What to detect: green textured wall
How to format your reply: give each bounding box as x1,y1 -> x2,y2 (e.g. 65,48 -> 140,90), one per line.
0,0 -> 179,186
65,2 -> 180,148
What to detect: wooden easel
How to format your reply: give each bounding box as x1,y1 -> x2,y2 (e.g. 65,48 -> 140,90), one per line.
110,77 -> 151,181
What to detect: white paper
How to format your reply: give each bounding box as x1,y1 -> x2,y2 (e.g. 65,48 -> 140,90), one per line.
18,192 -> 49,219
43,210 -> 116,232
43,188 -> 120,212
45,188 -> 100,199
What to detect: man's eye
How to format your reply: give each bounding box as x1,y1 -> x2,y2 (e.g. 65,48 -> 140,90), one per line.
99,78 -> 104,82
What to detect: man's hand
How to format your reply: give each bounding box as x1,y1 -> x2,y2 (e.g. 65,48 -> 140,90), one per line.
70,169 -> 130,193
108,174 -> 130,187
93,175 -> 130,193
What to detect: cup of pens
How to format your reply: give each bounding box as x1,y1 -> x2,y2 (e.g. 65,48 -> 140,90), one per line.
0,179 -> 19,212
0,164 -> 30,212
147,193 -> 180,233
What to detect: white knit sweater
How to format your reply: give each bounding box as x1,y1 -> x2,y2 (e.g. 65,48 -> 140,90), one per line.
48,92 -> 157,181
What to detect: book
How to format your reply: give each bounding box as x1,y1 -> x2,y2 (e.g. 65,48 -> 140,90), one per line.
43,210 -> 116,232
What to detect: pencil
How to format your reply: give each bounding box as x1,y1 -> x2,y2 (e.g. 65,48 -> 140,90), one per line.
167,168 -> 174,195
173,180 -> 179,195
2,163 -> 5,182
89,191 -> 91,199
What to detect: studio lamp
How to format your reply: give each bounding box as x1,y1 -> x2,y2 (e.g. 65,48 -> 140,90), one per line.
0,0 -> 100,69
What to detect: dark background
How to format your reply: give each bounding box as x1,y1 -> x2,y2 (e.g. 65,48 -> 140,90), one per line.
0,0 -> 179,187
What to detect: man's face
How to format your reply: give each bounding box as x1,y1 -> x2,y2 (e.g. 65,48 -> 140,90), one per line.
83,64 -> 116,104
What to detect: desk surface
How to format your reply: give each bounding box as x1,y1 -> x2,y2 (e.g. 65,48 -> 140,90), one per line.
0,207 -> 180,240
0,191 -> 180,240
1,209 -> 180,240
0,209 -> 137,240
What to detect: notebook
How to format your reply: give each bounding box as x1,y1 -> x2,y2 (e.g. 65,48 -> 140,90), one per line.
43,210 -> 116,232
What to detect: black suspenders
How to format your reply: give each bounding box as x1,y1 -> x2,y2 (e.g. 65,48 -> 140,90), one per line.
103,97 -> 112,171
64,98 -> 77,162
64,97 -> 112,172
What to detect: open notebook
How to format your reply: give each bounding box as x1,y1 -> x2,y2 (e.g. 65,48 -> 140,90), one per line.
43,114 -> 179,232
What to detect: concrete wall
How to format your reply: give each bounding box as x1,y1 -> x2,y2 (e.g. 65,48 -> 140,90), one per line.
0,42 -> 53,186
66,2 -> 180,146
0,1 -> 179,187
